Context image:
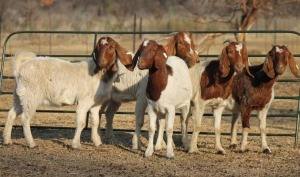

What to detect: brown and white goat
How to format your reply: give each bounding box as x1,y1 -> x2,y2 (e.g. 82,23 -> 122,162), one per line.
98,32 -> 199,150
132,40 -> 192,158
164,31 -> 199,68
230,45 -> 300,153
188,40 -> 252,154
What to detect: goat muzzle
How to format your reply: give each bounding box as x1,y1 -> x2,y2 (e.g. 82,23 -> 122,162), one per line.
275,65 -> 285,75
234,63 -> 244,73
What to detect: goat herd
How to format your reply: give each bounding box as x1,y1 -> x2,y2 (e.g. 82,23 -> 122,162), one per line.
2,32 -> 300,159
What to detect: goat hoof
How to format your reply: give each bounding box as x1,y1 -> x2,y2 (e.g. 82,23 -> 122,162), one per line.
132,145 -> 140,150
239,149 -> 249,153
132,141 -> 142,150
166,154 -> 174,159
229,144 -> 237,149
216,150 -> 226,155
263,148 -> 271,154
29,142 -> 37,148
166,151 -> 174,159
144,147 -> 154,157
3,140 -> 12,146
94,141 -> 102,147
184,146 -> 189,152
188,147 -> 198,154
71,143 -> 81,150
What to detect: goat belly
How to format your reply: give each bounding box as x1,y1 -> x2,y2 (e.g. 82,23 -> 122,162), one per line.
232,75 -> 273,110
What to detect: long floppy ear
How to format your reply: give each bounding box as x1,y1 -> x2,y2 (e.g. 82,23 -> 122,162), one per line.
287,51 -> 300,78
92,44 -> 100,74
242,46 -> 254,78
164,36 -> 176,56
154,45 -> 168,69
219,47 -> 230,77
263,51 -> 275,78
115,41 -> 133,71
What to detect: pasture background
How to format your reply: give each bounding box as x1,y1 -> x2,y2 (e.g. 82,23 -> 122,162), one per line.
0,0 -> 300,176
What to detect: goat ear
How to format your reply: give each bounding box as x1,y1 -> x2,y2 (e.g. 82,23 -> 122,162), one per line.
155,45 -> 168,69
287,51 -> 300,78
164,37 -> 176,56
190,49 -> 199,67
263,52 -> 275,78
219,47 -> 230,77
115,41 -> 134,71
242,47 -> 254,78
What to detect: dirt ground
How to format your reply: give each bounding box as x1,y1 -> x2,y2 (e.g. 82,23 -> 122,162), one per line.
0,33 -> 300,176
0,125 -> 300,177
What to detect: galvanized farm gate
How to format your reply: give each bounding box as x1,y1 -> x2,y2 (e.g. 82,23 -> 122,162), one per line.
0,30 -> 299,147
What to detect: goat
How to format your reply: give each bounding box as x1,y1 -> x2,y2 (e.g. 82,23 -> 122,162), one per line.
230,45 -> 300,153
132,40 -> 192,158
2,37 -> 133,149
188,40 -> 252,154
99,31 -> 199,150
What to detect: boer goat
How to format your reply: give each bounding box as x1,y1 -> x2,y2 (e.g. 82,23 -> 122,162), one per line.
99,32 -> 199,150
2,37 -> 133,149
230,45 -> 300,153
188,40 -> 252,154
132,40 -> 192,158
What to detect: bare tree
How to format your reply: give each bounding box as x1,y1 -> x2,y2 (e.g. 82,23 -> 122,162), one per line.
176,0 -> 273,49
146,0 -> 169,22
237,0 -> 270,41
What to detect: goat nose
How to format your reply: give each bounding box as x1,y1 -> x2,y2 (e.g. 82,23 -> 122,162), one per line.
186,52 -> 192,58
190,48 -> 194,56
237,64 -> 243,69
277,65 -> 284,70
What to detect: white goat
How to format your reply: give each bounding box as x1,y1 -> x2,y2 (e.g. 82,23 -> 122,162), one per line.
132,40 -> 192,158
2,37 -> 133,149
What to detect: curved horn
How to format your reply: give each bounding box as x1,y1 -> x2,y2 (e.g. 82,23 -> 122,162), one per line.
223,39 -> 233,44
132,43 -> 144,70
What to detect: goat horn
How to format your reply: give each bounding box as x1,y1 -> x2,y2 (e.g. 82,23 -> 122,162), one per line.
271,44 -> 276,47
223,39 -> 232,44
283,44 -> 288,48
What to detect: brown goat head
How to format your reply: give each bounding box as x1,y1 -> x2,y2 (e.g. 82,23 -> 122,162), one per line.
164,31 -> 199,68
219,40 -> 253,78
92,37 -> 133,74
263,45 -> 300,78
132,40 -> 168,70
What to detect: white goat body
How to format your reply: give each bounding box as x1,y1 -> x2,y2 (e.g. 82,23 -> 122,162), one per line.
3,51 -> 115,149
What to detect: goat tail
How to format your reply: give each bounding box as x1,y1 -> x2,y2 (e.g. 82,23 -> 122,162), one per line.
12,50 -> 36,76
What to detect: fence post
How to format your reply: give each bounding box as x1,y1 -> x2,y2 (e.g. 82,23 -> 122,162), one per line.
139,17 -> 142,40
294,89 -> 300,148
133,13 -> 136,52
0,18 -> 2,46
